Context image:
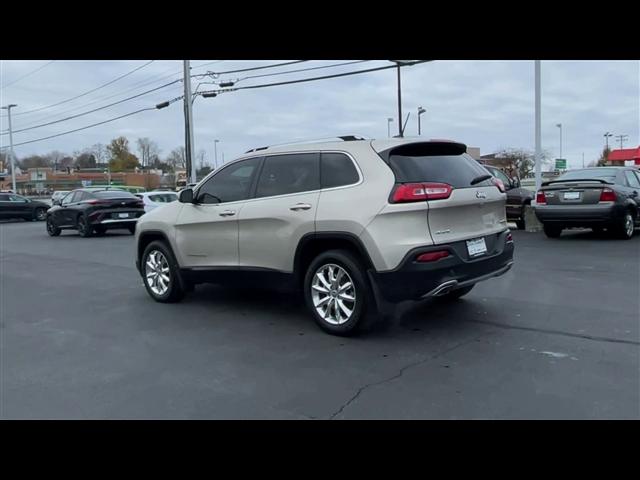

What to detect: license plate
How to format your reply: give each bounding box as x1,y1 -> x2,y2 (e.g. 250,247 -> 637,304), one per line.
466,237 -> 487,257
118,213 -> 130,218
563,191 -> 580,200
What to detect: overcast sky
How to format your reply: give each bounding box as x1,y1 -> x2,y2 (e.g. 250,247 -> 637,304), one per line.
1,60 -> 638,170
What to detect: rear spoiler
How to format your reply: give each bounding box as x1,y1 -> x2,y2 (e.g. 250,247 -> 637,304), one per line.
542,178 -> 614,187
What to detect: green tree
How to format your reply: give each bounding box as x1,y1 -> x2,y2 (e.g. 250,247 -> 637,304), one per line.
107,136 -> 140,171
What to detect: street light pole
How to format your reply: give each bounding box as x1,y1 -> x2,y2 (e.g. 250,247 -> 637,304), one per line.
534,61 -> 542,193
417,106 -> 426,135
556,123 -> 562,160
1,104 -> 18,192
396,64 -> 403,137
387,118 -> 393,138
183,60 -> 196,184
214,139 -> 220,169
604,132 -> 613,150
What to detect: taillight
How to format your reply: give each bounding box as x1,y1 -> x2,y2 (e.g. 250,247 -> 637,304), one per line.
599,188 -> 616,202
416,250 -> 450,262
86,199 -> 108,205
491,177 -> 506,193
390,182 -> 453,203
536,190 -> 546,204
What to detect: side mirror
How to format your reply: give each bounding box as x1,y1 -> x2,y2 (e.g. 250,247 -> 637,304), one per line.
179,187 -> 194,203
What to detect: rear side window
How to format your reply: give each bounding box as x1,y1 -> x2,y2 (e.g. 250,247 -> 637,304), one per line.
320,153 -> 359,188
624,170 -> 640,188
255,153 -> 320,198
387,151 -> 493,188
149,193 -> 178,203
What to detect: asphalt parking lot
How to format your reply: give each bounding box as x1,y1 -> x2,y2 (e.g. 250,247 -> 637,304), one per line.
1,219 -> 638,419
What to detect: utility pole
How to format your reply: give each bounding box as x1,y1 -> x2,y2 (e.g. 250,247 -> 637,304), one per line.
615,134 -> 629,150
396,63 -> 403,137
387,118 -> 393,138
582,152 -> 585,168
1,104 -> 18,192
556,123 -> 563,160
214,139 -> 220,169
534,61 -> 542,193
183,60 -> 196,184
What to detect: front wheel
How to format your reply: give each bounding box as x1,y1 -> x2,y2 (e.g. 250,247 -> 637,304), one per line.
141,241 -> 185,303
543,224 -> 562,238
46,216 -> 61,236
304,249 -> 374,336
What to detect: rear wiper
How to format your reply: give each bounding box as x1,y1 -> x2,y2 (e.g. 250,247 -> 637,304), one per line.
470,174 -> 492,185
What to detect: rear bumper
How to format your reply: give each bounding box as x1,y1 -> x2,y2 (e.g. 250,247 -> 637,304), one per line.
370,230 -> 514,303
88,209 -> 144,226
534,203 -> 621,226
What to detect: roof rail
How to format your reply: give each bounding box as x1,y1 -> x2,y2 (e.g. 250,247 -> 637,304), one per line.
244,135 -> 367,154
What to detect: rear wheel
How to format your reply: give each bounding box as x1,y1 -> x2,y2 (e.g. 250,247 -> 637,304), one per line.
616,210 -> 635,240
141,241 -> 185,303
304,249 -> 374,336
33,207 -> 46,221
77,215 -> 93,237
543,224 -> 562,238
46,216 -> 61,236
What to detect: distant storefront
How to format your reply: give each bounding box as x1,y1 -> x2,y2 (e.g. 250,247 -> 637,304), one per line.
607,147 -> 640,166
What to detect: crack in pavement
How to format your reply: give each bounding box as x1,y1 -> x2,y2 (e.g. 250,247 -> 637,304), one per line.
328,331 -> 493,420
463,319 -> 640,346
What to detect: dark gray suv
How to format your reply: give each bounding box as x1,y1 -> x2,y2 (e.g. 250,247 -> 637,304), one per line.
534,167 -> 640,239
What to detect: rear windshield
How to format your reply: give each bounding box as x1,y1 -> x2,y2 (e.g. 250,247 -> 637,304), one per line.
387,152 -> 493,188
94,191 -> 137,199
149,193 -> 178,203
558,168 -> 618,182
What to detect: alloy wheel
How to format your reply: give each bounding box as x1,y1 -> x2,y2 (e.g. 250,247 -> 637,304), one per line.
311,263 -> 356,325
145,250 -> 171,296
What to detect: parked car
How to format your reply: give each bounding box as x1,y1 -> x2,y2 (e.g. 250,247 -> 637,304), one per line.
51,190 -> 71,206
0,193 -> 49,221
46,189 -> 145,237
134,137 -> 514,336
135,191 -> 179,213
534,167 -> 640,239
483,166 -> 535,229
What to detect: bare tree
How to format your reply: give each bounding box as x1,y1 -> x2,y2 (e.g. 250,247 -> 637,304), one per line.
91,143 -> 108,166
136,137 -> 160,168
167,147 -> 186,169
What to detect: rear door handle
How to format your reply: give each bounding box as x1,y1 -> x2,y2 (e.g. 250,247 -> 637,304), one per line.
289,203 -> 312,211
219,210 -> 236,217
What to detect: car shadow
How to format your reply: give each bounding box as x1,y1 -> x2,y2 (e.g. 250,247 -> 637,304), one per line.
555,228 -> 639,241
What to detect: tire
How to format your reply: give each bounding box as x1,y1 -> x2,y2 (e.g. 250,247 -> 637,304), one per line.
303,249 -> 375,336
436,284 -> 475,302
76,214 -> 93,237
141,240 -> 185,303
543,224 -> 562,238
615,210 -> 635,240
516,219 -> 526,230
33,207 -> 46,221
94,226 -> 106,236
46,216 -> 61,236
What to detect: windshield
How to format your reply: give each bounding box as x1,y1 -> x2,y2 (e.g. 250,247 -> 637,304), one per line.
558,168 -> 618,182
149,193 -> 178,203
94,191 -> 137,199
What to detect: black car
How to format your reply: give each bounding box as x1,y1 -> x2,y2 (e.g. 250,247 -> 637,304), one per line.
534,167 -> 640,239
484,165 -> 535,229
0,193 -> 49,222
46,189 -> 145,237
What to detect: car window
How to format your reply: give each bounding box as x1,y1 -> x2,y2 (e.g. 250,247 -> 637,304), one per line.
64,192 -> 79,204
0,193 -> 9,201
320,153 -> 359,189
197,157 -> 262,204
387,149 -> 493,189
624,170 -> 640,188
558,168 -> 618,182
255,153 -> 320,198
9,195 -> 27,202
634,171 -> 640,186
148,193 -> 178,203
488,167 -> 511,185
94,191 -> 136,199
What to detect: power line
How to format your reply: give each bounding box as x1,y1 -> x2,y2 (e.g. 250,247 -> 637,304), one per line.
3,60 -> 155,118
192,60 -> 307,78
1,60 -> 56,90
200,61 -> 429,94
8,95 -> 184,148
10,108 -> 156,147
236,60 -> 371,82
1,78 -> 181,136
